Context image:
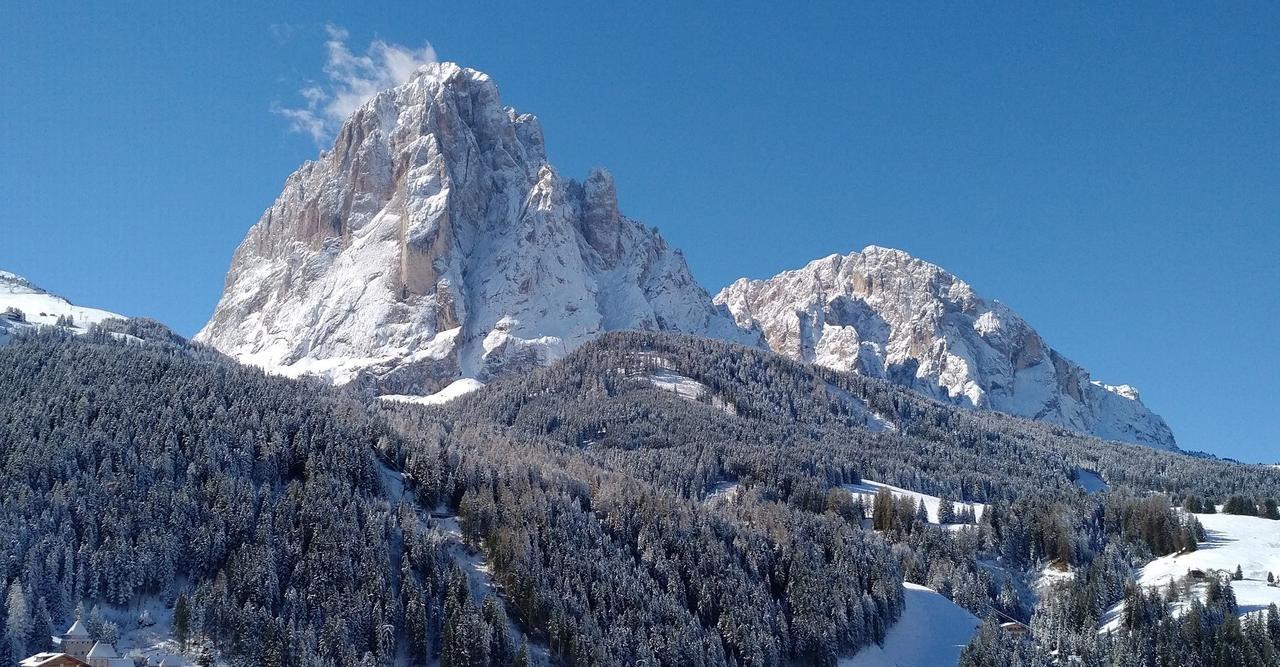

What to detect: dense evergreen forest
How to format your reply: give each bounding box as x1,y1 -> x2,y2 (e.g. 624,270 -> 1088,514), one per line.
1,327 -> 1279,665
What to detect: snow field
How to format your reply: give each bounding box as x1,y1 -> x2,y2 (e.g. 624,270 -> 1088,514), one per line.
845,479 -> 987,526
838,583 -> 980,667
1100,512 -> 1280,632
381,378 -> 486,406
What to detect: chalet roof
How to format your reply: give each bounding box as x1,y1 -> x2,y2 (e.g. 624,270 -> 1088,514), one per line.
63,620 -> 90,638
158,656 -> 190,666
86,642 -> 118,659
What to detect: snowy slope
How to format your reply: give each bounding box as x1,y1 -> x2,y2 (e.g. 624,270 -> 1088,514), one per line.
715,247 -> 1177,450
839,582 -> 980,667
0,271 -> 123,343
845,479 -> 987,525
67,596 -> 194,667
646,368 -> 737,415
197,62 -> 755,396
648,368 -> 709,400
1100,512 -> 1280,631
1073,469 -> 1108,493
380,378 -> 485,406
823,382 -> 896,432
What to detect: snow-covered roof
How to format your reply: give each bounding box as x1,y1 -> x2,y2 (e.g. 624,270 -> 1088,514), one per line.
86,642 -> 118,659
19,653 -> 88,667
63,620 -> 89,638
158,656 -> 190,666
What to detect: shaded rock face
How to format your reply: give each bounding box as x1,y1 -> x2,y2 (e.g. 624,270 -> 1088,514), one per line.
196,63 -> 752,394
715,246 -> 1178,450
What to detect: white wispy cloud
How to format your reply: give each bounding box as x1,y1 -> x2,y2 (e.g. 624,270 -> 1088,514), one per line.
269,22 -> 298,45
277,25 -> 437,144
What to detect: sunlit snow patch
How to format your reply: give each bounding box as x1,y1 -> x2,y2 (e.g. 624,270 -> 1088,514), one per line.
703,481 -> 741,507
381,378 -> 486,406
648,368 -> 708,399
646,368 -> 736,415
845,479 -> 986,526
1,270 -> 124,343
1100,512 -> 1280,632
838,582 -> 980,667
824,382 -> 895,432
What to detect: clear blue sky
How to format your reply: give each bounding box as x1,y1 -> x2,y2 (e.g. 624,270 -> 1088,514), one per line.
1,2 -> 1276,461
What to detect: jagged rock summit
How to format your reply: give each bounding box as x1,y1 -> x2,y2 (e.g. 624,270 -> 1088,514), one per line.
715,246 -> 1178,450
197,62 -> 753,395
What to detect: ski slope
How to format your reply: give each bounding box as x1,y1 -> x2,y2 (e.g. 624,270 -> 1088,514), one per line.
839,582 -> 980,666
1,271 -> 123,343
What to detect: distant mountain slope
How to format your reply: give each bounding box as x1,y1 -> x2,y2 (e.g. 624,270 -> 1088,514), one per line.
196,62 -> 752,396
193,58 -> 1176,454
715,246 -> 1177,450
0,270 -> 123,343
446,331 -> 1271,504
431,331 -> 1280,664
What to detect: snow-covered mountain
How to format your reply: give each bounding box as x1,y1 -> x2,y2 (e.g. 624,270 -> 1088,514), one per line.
0,271 -> 123,344
715,246 -> 1178,450
194,61 -> 1177,448
196,62 -> 753,395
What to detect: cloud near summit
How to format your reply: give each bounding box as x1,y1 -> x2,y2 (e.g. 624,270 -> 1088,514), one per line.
277,25 -> 437,144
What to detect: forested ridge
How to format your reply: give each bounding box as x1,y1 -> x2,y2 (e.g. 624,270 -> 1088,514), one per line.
1,328 -> 1279,665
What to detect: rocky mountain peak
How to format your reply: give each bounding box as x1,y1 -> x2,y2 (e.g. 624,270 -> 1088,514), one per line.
196,63 -> 753,396
715,245 -> 1178,449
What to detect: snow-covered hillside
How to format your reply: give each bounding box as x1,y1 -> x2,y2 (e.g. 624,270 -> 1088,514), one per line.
845,479 -> 987,525
823,382 -> 896,432
1101,512 -> 1280,631
715,247 -> 1177,450
646,368 -> 738,415
839,582 -> 980,666
0,271 -> 123,343
197,62 -> 755,397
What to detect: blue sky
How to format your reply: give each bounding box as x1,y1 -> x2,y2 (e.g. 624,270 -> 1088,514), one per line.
1,2 -> 1276,461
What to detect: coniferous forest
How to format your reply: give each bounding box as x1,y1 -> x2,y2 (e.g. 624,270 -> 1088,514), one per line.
1,326 -> 1279,666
